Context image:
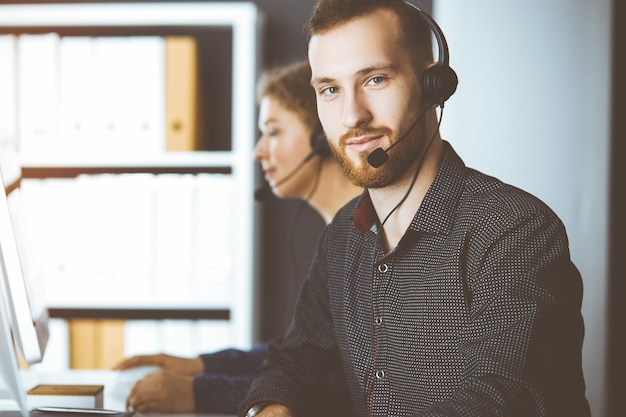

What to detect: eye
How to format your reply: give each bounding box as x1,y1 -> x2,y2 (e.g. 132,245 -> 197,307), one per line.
263,125 -> 280,137
320,85 -> 339,98
259,127 -> 280,140
366,76 -> 387,87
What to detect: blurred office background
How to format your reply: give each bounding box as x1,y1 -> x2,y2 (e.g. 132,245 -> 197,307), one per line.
0,1 -> 622,417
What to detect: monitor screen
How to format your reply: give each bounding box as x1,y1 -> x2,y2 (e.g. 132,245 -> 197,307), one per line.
0,136 -> 48,365
0,263 -> 30,417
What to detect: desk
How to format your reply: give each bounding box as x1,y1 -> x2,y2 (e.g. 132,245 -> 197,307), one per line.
19,369 -> 235,417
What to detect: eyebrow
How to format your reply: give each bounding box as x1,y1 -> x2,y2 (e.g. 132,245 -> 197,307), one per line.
258,118 -> 278,131
310,74 -> 333,88
311,64 -> 396,88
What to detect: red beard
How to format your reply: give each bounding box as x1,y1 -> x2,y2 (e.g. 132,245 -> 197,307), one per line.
329,116 -> 428,189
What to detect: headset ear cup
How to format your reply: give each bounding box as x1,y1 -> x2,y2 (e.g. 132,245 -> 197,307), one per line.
310,130 -> 331,157
423,65 -> 458,106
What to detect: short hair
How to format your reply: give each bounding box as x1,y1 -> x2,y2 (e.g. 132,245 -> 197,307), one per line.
256,60 -> 319,134
305,0 -> 434,74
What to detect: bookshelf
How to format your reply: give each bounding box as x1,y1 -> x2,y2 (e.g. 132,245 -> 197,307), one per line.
0,2 -> 263,365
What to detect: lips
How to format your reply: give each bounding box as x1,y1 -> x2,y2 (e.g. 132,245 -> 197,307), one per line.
345,135 -> 384,153
263,168 -> 276,183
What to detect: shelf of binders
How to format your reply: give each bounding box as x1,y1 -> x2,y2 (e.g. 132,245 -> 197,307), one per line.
0,2 -> 263,350
2,30 -> 234,174
0,2 -> 255,168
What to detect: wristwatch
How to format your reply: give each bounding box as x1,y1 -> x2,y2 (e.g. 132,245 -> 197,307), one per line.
245,402 -> 270,417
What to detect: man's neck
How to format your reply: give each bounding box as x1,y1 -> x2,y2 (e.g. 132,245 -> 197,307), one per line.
369,138 -> 444,251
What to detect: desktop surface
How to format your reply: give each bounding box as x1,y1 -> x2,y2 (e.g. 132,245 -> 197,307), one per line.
16,369 -> 235,417
1,410 -> 133,417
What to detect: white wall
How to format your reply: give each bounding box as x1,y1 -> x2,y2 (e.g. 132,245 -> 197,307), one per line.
433,1 -> 612,416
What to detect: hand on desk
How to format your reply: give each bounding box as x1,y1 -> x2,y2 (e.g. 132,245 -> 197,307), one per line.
125,371 -> 195,412
114,353 -> 204,376
113,353 -> 203,412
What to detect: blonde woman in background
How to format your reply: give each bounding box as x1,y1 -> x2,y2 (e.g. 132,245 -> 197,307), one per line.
113,60 -> 361,414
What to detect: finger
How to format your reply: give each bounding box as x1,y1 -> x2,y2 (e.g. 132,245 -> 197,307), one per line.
125,379 -> 142,403
119,354 -> 161,370
132,397 -> 161,413
125,383 -> 140,411
113,358 -> 132,370
127,389 -> 149,411
125,394 -> 135,411
114,357 -> 143,370
124,384 -> 134,409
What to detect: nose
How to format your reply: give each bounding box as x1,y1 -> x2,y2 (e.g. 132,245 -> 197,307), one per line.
254,134 -> 268,161
341,90 -> 372,129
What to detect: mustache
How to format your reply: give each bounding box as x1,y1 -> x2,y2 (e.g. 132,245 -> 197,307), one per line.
339,126 -> 393,145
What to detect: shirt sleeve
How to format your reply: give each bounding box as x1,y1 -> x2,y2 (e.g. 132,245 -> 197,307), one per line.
200,343 -> 267,376
193,344 -> 267,413
418,207 -> 589,416
193,372 -> 255,414
240,228 -> 345,417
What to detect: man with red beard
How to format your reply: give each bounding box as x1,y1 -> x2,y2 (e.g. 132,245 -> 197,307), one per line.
241,1 -> 590,416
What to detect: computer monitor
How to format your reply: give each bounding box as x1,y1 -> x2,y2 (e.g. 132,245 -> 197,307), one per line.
0,265 -> 30,417
0,136 -> 48,365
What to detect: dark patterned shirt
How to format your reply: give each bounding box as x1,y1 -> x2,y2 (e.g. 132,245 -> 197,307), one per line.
242,142 -> 590,417
193,345 -> 266,413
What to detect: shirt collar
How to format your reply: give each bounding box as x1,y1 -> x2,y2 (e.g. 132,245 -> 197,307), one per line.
352,141 -> 466,236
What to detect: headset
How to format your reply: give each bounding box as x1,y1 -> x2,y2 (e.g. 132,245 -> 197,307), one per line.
309,128 -> 331,158
407,2 -> 458,106
367,2 -> 458,168
254,128 -> 330,201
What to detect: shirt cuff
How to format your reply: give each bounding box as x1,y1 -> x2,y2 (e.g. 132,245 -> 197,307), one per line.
244,402 -> 270,417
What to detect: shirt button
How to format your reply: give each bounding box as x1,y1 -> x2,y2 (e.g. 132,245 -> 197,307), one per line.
374,316 -> 383,326
377,263 -> 389,273
375,370 -> 385,379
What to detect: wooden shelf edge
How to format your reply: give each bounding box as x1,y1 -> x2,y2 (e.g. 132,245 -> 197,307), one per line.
48,307 -> 230,321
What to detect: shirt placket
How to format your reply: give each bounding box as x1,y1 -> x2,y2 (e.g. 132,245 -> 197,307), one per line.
370,248 -> 392,417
